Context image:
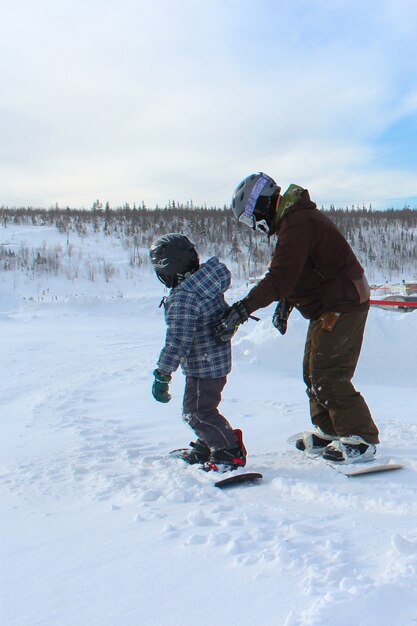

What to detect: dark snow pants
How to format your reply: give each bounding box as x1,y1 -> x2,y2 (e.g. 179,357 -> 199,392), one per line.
303,308 -> 379,444
182,376 -> 238,450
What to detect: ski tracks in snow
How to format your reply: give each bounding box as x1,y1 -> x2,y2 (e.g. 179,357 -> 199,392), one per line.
2,301 -> 417,625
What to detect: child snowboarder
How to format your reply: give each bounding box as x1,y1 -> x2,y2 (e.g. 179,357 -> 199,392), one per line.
149,233 -> 246,472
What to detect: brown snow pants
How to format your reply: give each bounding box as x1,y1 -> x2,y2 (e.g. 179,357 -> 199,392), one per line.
302,308 -> 379,444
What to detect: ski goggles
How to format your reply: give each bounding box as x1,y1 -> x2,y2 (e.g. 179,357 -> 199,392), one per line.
238,174 -> 274,230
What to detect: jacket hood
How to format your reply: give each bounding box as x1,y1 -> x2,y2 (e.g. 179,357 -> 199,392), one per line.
177,256 -> 231,299
272,184 -> 316,232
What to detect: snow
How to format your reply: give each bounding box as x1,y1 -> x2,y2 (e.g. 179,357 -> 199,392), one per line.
1,225 -> 417,625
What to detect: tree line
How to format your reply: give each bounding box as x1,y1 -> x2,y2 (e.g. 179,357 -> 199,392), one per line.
1,204 -> 416,283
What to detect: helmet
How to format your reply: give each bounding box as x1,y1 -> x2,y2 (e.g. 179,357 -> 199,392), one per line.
231,172 -> 281,234
149,233 -> 199,288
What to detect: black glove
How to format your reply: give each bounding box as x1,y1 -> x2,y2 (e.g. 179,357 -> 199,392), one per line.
152,369 -> 172,403
272,298 -> 293,335
211,301 -> 250,345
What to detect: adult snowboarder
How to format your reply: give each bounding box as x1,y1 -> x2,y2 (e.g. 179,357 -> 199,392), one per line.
213,173 -> 379,464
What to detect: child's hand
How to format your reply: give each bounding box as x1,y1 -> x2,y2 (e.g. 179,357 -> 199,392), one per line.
152,369 -> 172,403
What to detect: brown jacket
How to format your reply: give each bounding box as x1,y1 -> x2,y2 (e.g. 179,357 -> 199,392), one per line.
243,190 -> 370,320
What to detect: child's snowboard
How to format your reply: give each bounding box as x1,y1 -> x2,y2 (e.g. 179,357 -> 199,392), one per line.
169,449 -> 262,488
214,472 -> 263,489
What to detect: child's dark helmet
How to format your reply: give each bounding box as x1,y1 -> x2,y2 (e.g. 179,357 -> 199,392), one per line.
149,233 -> 200,288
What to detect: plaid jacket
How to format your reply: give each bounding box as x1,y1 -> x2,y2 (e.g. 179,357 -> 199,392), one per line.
157,257 -> 232,378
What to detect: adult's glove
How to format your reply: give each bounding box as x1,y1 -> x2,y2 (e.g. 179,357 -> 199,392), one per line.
272,298 -> 293,335
152,369 -> 172,403
211,300 -> 250,345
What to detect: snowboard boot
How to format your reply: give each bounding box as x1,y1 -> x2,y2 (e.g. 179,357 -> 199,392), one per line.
295,427 -> 338,456
176,439 -> 210,465
204,429 -> 247,473
322,435 -> 377,464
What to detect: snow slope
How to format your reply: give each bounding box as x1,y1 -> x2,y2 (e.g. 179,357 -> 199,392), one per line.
1,226 -> 417,626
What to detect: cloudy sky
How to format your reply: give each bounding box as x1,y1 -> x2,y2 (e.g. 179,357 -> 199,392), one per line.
2,0 -> 417,209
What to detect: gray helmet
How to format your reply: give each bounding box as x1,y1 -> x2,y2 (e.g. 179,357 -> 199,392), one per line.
231,172 -> 281,234
149,233 -> 199,288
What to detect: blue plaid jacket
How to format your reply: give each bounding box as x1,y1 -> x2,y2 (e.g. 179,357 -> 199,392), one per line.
157,257 -> 232,378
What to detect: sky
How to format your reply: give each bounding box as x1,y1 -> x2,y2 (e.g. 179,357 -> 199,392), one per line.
2,0 -> 417,210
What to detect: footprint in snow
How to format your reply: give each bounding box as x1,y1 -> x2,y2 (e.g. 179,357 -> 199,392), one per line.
391,533 -> 417,555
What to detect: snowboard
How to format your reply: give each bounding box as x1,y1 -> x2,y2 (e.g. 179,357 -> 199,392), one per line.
169,449 -> 263,488
214,472 -> 263,489
287,433 -> 403,476
326,462 -> 403,477
168,448 -> 194,460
